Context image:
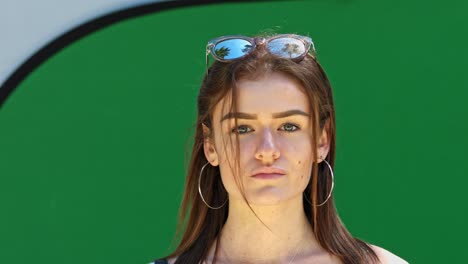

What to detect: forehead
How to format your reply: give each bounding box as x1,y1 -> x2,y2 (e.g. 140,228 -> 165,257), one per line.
214,72 -> 309,120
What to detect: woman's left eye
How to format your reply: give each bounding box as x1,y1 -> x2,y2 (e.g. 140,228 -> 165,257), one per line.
280,123 -> 300,132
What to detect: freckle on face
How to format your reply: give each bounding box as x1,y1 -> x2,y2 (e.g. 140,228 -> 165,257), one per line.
298,161 -> 301,164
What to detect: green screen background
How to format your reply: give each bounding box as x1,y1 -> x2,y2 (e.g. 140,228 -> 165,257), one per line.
1,1 -> 467,263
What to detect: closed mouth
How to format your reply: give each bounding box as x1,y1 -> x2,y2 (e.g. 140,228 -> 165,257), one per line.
252,173 -> 285,179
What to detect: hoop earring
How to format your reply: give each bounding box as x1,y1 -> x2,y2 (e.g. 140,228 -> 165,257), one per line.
198,162 -> 228,209
303,159 -> 335,207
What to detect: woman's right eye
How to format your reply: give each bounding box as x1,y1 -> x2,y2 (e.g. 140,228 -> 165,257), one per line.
231,125 -> 253,134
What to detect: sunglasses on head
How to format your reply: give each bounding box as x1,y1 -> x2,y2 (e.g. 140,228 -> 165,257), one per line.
205,34 -> 317,66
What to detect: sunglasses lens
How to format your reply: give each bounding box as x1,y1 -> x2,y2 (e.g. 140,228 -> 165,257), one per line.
213,39 -> 253,60
267,37 -> 306,59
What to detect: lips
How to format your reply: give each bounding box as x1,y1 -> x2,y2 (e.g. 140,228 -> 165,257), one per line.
251,167 -> 286,178
252,173 -> 285,179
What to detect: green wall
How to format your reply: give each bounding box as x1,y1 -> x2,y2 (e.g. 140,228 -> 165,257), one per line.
1,1 -> 467,263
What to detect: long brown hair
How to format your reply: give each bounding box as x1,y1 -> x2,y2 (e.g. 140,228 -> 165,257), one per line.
163,40 -> 380,264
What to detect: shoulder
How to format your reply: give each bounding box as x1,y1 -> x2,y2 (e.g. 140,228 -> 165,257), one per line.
370,245 -> 409,264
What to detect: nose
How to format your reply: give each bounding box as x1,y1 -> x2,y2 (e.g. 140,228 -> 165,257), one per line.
254,128 -> 280,163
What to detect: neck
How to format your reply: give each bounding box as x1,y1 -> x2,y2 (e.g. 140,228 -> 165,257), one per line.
209,195 -> 320,263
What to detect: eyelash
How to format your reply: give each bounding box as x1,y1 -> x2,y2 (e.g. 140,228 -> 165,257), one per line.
231,123 -> 301,134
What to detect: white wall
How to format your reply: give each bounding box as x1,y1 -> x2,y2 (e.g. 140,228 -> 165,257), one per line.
0,0 -> 170,86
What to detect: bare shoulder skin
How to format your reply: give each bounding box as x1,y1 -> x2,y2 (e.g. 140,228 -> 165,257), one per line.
164,246 -> 408,264
371,245 -> 409,264
164,248 -> 406,264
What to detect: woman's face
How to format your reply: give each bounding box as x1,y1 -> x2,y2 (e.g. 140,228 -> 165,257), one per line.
203,71 -> 328,205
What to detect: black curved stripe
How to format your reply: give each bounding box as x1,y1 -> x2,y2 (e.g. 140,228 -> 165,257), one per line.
0,0 -> 277,108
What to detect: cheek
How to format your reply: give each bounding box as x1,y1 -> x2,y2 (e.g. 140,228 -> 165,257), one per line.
216,138 -> 255,188
218,160 -> 244,197
216,135 -> 256,163
213,133 -> 234,163
286,138 -> 313,179
299,161 -> 313,181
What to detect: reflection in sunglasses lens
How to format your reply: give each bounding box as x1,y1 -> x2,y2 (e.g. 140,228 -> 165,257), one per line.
214,39 -> 253,60
267,38 -> 305,59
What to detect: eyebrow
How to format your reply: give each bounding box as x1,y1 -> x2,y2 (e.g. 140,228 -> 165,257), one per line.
220,109 -> 310,123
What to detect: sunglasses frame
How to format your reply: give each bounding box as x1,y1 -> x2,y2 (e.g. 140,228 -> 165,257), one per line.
205,34 -> 317,67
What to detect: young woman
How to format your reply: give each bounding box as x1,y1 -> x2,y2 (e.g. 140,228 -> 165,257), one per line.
150,34 -> 408,264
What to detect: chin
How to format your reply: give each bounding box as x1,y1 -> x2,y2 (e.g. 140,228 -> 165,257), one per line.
244,189 -> 291,205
